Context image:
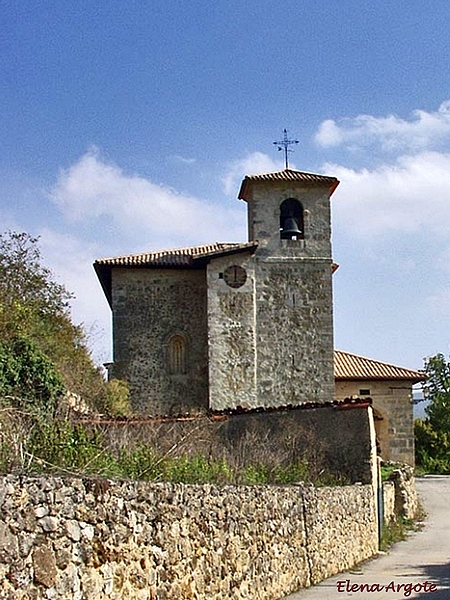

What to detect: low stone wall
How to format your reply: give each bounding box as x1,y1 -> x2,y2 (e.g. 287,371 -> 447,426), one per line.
0,476 -> 378,600
382,481 -> 396,525
389,466 -> 418,520
382,465 -> 418,526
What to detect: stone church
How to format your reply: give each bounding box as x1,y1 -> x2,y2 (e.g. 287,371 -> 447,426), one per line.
95,169 -> 338,414
94,167 -> 424,465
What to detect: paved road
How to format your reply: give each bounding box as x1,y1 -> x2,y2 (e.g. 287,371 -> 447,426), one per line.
283,476 -> 450,599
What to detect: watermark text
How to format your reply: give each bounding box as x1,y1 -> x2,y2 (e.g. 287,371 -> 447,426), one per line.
336,579 -> 437,596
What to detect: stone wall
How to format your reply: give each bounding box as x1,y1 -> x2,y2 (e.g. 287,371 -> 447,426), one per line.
303,485 -> 378,584
254,257 -> 335,407
0,476 -> 378,600
243,180 -> 333,260
111,268 -> 209,415
83,402 -> 376,485
382,466 -> 419,526
382,481 -> 396,525
388,465 -> 418,520
207,252 -> 257,411
207,252 -> 335,411
246,178 -> 335,409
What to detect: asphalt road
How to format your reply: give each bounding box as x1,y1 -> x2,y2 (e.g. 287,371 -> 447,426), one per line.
282,475 -> 450,600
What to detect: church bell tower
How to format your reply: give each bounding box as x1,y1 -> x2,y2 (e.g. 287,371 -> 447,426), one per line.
237,168 -> 339,407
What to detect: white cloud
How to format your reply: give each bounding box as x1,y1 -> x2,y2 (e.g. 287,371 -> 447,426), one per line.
44,148 -> 274,363
173,155 -> 196,165
315,100 -> 450,152
27,139 -> 450,367
327,151 -> 450,237
222,152 -> 284,195
50,148 -> 244,246
315,119 -> 345,147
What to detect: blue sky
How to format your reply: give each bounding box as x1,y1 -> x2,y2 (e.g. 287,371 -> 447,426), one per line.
2,0 -> 450,380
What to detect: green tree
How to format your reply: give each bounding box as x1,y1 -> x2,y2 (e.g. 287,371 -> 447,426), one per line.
423,353 -> 450,434
415,418 -> 450,474
0,230 -> 106,411
415,353 -> 450,473
0,231 -> 72,342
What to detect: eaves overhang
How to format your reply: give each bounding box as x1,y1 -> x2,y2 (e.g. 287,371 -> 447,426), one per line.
334,350 -> 426,383
238,169 -> 340,202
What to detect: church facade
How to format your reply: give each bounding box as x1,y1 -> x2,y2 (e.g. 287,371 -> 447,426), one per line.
95,169 -> 339,415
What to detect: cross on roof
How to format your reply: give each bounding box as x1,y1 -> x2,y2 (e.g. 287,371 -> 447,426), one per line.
273,129 -> 299,169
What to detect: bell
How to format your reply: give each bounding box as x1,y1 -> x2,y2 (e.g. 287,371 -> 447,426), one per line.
281,216 -> 302,239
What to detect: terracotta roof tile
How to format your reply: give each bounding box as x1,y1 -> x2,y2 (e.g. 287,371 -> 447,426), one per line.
94,242 -> 258,306
238,169 -> 339,201
94,242 -> 258,268
334,350 -> 426,382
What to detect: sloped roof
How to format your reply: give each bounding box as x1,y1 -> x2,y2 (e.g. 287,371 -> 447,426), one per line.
334,350 -> 426,382
94,242 -> 258,306
238,169 -> 339,201
95,242 -> 257,268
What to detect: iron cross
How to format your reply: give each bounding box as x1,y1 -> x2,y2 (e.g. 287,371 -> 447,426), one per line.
273,129 -> 299,169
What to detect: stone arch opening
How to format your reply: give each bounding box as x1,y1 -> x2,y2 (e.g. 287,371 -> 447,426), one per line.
280,198 -> 304,240
373,407 -> 390,461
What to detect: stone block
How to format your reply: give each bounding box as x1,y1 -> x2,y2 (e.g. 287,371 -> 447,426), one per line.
32,544 -> 57,588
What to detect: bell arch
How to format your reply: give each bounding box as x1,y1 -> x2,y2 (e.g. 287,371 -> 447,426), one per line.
280,198 -> 304,240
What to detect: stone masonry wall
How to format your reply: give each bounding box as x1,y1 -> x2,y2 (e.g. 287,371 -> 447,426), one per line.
207,253 -> 257,411
0,476 -> 378,600
207,252 -> 335,411
247,180 -> 335,409
303,485 -> 378,585
245,181 -> 333,260
111,268 -> 209,415
255,258 -> 335,407
382,467 -> 419,527
389,465 -> 418,520
382,482 -> 396,525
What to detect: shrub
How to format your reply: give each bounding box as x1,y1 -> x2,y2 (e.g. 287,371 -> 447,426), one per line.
104,379 -> 131,416
26,421 -> 120,476
162,455 -> 232,484
0,337 -> 64,418
117,443 -> 159,480
380,517 -> 417,552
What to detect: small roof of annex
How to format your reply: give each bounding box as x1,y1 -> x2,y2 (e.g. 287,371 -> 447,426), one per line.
238,169 -> 340,202
334,350 -> 426,383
